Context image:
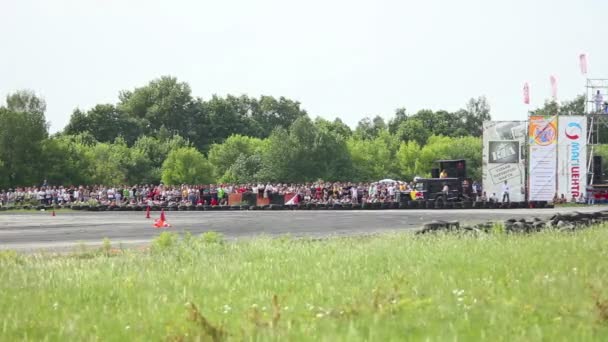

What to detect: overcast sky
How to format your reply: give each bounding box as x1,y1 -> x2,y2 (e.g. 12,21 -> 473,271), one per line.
1,0 -> 606,133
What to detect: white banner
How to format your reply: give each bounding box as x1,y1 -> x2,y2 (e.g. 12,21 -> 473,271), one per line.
557,116 -> 587,201
482,121 -> 527,202
528,116 -> 558,202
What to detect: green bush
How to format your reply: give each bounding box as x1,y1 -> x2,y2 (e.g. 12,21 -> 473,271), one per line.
199,231 -> 224,245
151,232 -> 178,252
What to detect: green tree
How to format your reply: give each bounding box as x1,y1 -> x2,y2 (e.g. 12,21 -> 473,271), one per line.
347,136 -> 394,181
203,95 -> 258,147
64,104 -> 144,145
207,135 -> 265,180
396,140 -> 421,180
118,76 -> 196,140
221,153 -> 263,184
259,117 -> 352,182
531,95 -> 585,117
314,117 -> 352,138
395,118 -> 430,145
5,90 -> 47,116
0,91 -> 48,187
40,136 -> 93,186
388,108 -> 408,134
250,96 -> 308,137
132,135 -> 189,183
77,137 -> 153,185
84,142 -> 129,185
354,115 -> 388,140
161,147 -> 214,185
257,128 -> 291,182
462,96 -> 491,137
354,117 -> 376,140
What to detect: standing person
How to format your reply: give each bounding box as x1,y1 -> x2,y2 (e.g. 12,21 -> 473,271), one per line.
501,180 -> 510,203
586,184 -> 595,205
442,183 -> 449,198
351,185 -> 358,204
595,90 -> 603,113
471,181 -> 480,200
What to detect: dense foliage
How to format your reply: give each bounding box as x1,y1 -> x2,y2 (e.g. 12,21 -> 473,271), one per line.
9,75 -> 581,188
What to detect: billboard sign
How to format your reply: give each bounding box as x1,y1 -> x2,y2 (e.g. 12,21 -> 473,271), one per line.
528,116 -> 558,202
557,116 -> 587,200
483,121 -> 527,202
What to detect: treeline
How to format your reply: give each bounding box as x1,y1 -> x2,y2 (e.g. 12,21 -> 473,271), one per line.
0,76 -> 494,188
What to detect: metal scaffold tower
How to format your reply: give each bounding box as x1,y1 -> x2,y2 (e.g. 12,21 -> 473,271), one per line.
585,78 -> 608,185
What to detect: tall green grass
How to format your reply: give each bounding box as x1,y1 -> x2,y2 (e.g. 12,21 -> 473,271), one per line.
1,228 -> 608,341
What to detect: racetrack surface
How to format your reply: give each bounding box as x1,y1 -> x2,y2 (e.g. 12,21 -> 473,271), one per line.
0,206 -> 605,251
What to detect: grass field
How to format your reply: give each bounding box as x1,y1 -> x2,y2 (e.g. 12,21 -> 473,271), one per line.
1,228 -> 608,341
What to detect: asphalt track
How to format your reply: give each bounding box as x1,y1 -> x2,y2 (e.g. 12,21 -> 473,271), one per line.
0,206 -> 605,251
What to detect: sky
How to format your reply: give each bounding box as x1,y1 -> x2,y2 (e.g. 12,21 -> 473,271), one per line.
1,0 -> 606,133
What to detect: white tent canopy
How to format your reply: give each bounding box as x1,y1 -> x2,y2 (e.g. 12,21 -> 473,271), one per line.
375,179 -> 404,184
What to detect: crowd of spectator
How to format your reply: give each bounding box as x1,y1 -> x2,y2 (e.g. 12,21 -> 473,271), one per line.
0,182 -> 425,207
14,180 -> 600,208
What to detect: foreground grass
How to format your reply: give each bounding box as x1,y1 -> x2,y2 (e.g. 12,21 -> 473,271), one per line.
1,229 -> 608,341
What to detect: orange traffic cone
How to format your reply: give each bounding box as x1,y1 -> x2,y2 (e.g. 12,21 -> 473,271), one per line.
145,206 -> 151,219
52,210 -> 56,217
153,209 -> 171,228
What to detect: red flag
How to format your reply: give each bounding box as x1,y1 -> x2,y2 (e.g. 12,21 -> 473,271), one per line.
523,82 -> 530,104
580,54 -> 588,75
550,76 -> 557,100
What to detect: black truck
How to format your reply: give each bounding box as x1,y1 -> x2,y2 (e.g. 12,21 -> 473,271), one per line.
410,159 -> 474,205
412,177 -> 472,205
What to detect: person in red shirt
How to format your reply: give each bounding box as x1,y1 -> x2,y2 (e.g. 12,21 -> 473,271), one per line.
210,197 -> 218,206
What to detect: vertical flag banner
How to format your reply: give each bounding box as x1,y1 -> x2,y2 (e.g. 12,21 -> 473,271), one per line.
523,82 -> 530,104
550,76 -> 557,101
483,121 -> 527,202
557,116 -> 587,200
528,116 -> 558,201
580,54 -> 588,75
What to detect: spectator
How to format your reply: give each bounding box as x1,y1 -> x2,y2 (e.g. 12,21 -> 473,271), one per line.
577,193 -> 585,204
442,183 -> 449,197
501,180 -> 510,203
595,90 -> 603,113
586,185 -> 595,205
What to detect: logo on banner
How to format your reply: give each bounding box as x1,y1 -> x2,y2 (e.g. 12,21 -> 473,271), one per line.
565,122 -> 582,140
565,121 -> 584,197
489,141 -> 519,164
531,121 -> 557,146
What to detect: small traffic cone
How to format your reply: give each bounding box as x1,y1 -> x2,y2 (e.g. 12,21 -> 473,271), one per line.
153,209 -> 171,228
52,210 -> 56,217
145,206 -> 151,219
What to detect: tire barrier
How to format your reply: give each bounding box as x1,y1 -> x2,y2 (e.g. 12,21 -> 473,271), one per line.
1,200 -> 558,212
417,209 -> 608,235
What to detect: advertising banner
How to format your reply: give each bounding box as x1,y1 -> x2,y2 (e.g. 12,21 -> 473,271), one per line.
557,116 -> 587,200
482,121 -> 527,202
528,116 -> 558,201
